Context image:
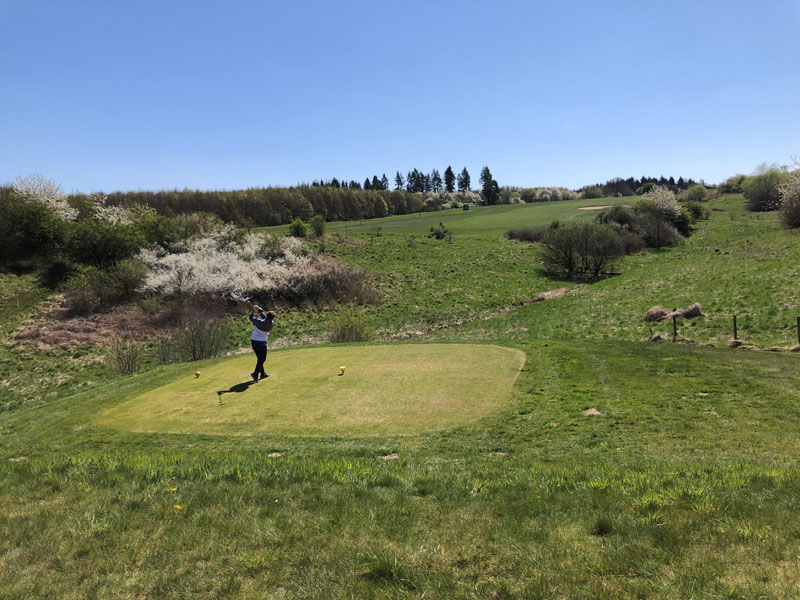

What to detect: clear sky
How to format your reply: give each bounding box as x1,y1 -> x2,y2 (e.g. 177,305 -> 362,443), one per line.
1,0 -> 798,192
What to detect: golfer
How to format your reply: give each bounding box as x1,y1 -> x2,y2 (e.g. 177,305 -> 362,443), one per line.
249,305 -> 275,381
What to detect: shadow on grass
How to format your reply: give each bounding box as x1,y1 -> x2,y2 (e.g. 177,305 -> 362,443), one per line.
216,380 -> 260,404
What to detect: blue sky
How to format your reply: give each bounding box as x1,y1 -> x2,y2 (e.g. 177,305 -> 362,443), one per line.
1,0 -> 798,192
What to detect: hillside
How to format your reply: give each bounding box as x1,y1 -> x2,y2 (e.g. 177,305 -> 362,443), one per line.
2,194 -> 800,598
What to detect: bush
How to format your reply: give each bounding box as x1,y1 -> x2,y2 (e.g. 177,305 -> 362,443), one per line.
106,338 -> 142,375
718,174 -> 746,194
428,222 -> 449,240
779,173 -> 800,228
506,227 -> 547,243
328,309 -> 372,343
635,182 -> 655,195
288,219 -> 307,237
310,214 -> 326,237
114,258 -> 149,301
65,220 -> 146,266
176,309 -> 230,361
639,213 -> 683,249
62,259 -> 148,312
540,221 -> 623,278
0,189 -> 66,265
742,166 -> 786,212
581,185 -> 605,199
683,201 -> 711,221
683,185 -> 708,203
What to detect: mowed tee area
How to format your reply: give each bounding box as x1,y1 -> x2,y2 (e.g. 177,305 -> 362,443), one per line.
95,344 -> 525,436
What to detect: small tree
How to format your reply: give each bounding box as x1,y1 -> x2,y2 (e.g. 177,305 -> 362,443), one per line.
310,214 -> 326,237
742,165 -> 786,212
288,218 -> 307,237
541,221 -> 623,278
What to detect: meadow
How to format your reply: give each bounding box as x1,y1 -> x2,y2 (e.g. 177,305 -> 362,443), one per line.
2,194 -> 800,598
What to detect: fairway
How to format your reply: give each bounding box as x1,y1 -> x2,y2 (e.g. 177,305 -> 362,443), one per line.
95,344 -> 525,436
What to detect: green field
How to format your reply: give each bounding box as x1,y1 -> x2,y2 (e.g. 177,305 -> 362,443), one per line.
2,194 -> 800,598
260,196 -> 630,237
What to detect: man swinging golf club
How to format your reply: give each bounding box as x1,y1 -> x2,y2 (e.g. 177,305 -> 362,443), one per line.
249,305 -> 275,381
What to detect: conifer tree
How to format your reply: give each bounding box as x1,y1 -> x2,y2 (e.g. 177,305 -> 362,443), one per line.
394,171 -> 405,191
444,166 -> 455,193
457,167 -> 471,192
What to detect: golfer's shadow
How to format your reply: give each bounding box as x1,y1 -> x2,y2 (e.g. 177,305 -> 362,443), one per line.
216,380 -> 259,405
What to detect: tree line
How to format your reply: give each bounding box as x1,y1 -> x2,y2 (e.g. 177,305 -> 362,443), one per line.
585,175 -> 701,198
89,166 -> 502,226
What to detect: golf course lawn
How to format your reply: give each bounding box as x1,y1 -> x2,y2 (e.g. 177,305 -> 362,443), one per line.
94,344 -> 526,436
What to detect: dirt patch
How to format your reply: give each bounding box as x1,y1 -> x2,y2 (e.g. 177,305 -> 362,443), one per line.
267,452 -> 282,458
583,408 -> 603,416
489,451 -> 507,457
11,295 -> 176,349
578,205 -> 611,210
8,456 -> 27,462
379,453 -> 398,460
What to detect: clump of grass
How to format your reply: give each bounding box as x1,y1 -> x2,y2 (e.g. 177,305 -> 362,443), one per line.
590,515 -> 615,537
327,309 -> 372,343
359,548 -> 417,589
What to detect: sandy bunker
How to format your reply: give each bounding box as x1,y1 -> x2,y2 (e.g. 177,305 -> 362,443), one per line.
95,344 -> 526,436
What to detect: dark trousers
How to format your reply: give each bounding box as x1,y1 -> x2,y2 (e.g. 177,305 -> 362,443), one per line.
251,340 -> 268,378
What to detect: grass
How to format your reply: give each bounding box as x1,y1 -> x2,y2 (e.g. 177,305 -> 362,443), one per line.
2,194 -> 800,597
260,195 -> 630,237
95,344 -> 525,436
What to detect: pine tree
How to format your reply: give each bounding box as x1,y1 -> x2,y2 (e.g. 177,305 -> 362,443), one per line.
444,166 -> 455,193
457,167 -> 471,192
431,169 -> 442,193
479,166 -> 499,205
394,171 -> 405,191
381,174 -> 389,191
364,178 -> 371,190
372,175 -> 381,190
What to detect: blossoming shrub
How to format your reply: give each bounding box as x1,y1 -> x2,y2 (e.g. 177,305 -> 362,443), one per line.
778,173 -> 800,228
139,229 -> 377,306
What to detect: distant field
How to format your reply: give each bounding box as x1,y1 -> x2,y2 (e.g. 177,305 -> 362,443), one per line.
260,196 -> 631,237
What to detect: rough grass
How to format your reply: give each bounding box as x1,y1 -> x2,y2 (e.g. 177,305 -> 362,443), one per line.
94,344 -> 525,436
2,341 -> 799,598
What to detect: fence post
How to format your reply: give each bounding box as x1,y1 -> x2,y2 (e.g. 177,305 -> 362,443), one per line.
797,316 -> 800,345
672,315 -> 678,342
733,315 -> 738,340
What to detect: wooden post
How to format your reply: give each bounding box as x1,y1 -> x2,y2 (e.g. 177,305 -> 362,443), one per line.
733,315 -> 738,340
672,315 -> 678,342
797,316 -> 800,345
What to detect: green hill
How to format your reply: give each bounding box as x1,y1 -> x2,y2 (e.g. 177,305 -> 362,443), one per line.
2,194 -> 800,598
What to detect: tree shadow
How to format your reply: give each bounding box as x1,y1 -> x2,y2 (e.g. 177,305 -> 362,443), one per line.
216,380 -> 259,404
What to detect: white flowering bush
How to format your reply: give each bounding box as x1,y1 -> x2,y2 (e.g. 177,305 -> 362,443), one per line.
778,173 -> 800,228
87,194 -> 132,224
138,230 -> 375,305
11,174 -> 78,221
644,185 -> 681,222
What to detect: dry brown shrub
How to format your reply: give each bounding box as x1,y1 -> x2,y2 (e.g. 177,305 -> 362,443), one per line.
644,306 -> 669,322
674,303 -> 706,319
